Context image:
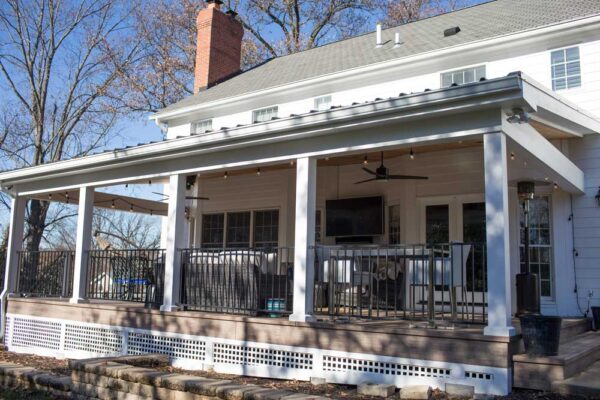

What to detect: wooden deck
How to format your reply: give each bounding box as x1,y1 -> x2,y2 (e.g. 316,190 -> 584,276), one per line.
6,297 -> 517,369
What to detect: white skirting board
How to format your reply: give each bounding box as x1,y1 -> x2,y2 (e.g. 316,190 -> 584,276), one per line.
4,313 -> 511,395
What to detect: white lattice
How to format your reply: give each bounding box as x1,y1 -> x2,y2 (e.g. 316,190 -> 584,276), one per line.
11,316 -> 62,350
64,324 -> 123,354
465,370 -> 493,381
323,355 -> 451,378
214,342 -> 313,370
4,316 -> 11,344
128,331 -> 206,361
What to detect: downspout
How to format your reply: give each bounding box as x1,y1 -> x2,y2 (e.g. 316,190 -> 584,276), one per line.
569,193 -> 588,317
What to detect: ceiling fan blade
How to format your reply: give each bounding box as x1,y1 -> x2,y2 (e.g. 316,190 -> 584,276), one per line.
387,174 -> 429,180
362,167 -> 377,175
152,191 -> 167,197
186,196 -> 210,200
354,178 -> 378,184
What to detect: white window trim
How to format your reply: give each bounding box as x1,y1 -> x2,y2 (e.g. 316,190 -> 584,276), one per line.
439,64 -> 487,88
252,106 -> 279,123
550,45 -> 582,92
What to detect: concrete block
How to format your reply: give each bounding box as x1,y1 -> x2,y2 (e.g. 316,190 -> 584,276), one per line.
358,382 -> 396,397
118,366 -> 169,385
445,383 -> 475,399
160,374 -> 207,391
244,388 -> 296,400
400,385 -> 432,400
309,376 -> 326,386
186,378 -> 232,396
216,383 -> 262,400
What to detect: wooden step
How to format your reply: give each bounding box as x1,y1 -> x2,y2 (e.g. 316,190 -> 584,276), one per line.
513,331 -> 600,391
551,359 -> 600,397
558,318 -> 592,343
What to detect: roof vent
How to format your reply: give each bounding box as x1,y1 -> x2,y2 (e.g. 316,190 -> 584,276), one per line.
443,26 -> 461,37
376,23 -> 383,47
394,32 -> 403,47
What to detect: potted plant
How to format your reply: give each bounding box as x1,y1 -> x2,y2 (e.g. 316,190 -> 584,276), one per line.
519,314 -> 562,356
592,306 -> 600,331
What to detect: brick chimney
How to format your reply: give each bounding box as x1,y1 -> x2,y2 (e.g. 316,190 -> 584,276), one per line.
194,0 -> 244,93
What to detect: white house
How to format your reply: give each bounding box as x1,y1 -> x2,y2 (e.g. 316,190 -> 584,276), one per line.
1,0 -> 600,395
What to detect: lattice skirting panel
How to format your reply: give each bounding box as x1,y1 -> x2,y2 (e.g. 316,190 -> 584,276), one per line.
3,314 -> 510,395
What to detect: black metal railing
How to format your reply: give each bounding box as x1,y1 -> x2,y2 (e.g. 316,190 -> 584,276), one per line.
314,243 -> 487,323
16,250 -> 75,297
87,249 -> 165,306
180,247 -> 294,316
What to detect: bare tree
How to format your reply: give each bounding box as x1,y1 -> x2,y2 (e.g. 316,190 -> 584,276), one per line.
383,0 -> 479,26
119,0 -> 380,113
0,0 -> 142,252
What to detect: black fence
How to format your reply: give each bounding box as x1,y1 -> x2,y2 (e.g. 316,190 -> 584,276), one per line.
87,249 -> 165,306
16,250 -> 75,297
314,243 -> 487,323
180,247 -> 294,316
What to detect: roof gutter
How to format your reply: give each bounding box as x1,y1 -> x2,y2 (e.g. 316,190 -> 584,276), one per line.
151,14 -> 600,123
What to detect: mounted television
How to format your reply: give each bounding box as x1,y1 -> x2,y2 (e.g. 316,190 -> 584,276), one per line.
326,196 -> 384,237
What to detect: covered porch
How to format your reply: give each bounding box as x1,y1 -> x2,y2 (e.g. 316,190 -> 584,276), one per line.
1,73 -> 597,395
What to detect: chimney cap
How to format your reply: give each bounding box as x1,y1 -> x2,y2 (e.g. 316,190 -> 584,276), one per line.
226,9 -> 238,17
206,0 -> 224,8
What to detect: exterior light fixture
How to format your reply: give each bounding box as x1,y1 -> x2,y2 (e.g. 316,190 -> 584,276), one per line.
256,167 -> 261,176
363,155 -> 368,165
409,149 -> 415,160
224,171 -> 228,179
595,187 -> 600,207
506,108 -> 530,124
554,183 -> 558,190
290,160 -> 294,166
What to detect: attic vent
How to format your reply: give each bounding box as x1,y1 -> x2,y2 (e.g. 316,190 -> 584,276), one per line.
444,26 -> 461,37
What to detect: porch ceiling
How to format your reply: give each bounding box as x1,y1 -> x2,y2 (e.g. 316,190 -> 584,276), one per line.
0,73 -> 597,196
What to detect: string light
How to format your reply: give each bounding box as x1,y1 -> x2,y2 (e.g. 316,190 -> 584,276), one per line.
510,152 -> 515,161
409,148 -> 415,160
290,160 -> 294,166
554,183 -> 559,190
223,171 -> 228,179
150,210 -> 153,216
111,200 -> 116,209
148,180 -> 152,185
65,192 -> 69,204
129,204 -> 134,212
363,155 -> 368,165
48,194 -> 52,200
256,167 -> 261,176
125,183 -> 128,188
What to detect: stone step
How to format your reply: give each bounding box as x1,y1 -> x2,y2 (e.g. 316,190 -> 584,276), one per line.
513,331 -> 600,391
551,360 -> 600,397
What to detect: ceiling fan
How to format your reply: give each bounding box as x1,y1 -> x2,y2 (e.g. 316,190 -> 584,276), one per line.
152,192 -> 210,201
355,152 -> 428,184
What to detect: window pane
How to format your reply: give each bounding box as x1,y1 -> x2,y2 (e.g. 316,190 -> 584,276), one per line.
551,50 -> 564,64
567,75 -> 581,88
426,205 -> 449,244
314,96 -> 332,111
192,119 -> 212,134
226,212 -> 251,248
519,196 -> 553,297
441,65 -> 485,87
253,210 -> 279,248
389,205 -> 401,245
553,78 -> 566,91
566,47 -> 579,61
464,69 -> 475,83
201,214 -> 224,248
253,106 -> 278,123
552,64 -> 566,78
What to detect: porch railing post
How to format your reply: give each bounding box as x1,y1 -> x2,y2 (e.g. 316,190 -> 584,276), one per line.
160,174 -> 186,312
1,195 -> 27,339
483,132 -> 516,337
290,157 -> 317,322
71,186 -> 95,303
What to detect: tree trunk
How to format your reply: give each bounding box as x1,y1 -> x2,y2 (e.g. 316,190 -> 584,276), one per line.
25,199 -> 49,252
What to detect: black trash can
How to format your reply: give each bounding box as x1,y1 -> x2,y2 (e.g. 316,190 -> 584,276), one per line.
519,315 -> 562,356
592,306 -> 600,331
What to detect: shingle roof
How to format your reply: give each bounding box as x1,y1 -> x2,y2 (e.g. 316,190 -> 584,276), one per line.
157,0 -> 600,116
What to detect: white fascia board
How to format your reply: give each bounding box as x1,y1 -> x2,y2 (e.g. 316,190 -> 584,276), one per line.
502,120 -> 584,193
151,14 -> 600,123
521,74 -> 600,136
0,76 -> 523,188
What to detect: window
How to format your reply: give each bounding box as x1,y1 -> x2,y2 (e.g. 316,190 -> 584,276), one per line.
314,95 -> 332,111
551,47 -> 581,91
201,213 -> 224,248
315,210 -> 322,244
425,204 -> 450,244
441,65 -> 486,87
388,205 -> 401,245
252,106 -> 278,123
226,212 -> 251,248
192,119 -> 213,134
253,210 -> 279,248
520,196 -> 553,297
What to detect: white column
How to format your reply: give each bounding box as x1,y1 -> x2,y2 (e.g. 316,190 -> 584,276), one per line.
1,196 -> 27,298
71,186 -> 94,303
290,157 -> 317,322
0,195 -> 26,340
483,132 -> 516,337
161,174 -> 186,312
